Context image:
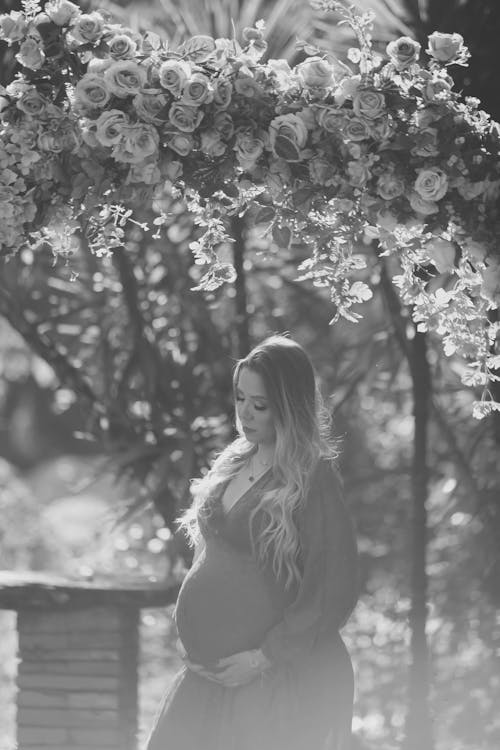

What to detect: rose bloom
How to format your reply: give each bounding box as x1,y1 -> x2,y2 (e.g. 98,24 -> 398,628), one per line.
70,11 -> 104,44
456,179 -> 486,200
414,167 -> 448,202
164,130 -> 194,156
421,75 -> 452,103
213,111 -> 234,140
108,34 -> 138,60
213,78 -> 232,109
234,77 -> 263,97
343,116 -> 370,141
16,89 -> 48,117
377,172 -> 405,200
333,74 -> 361,106
134,90 -> 169,123
0,11 -> 27,42
200,129 -> 226,158
426,32 -> 467,64
127,162 -> 161,184
234,130 -> 265,170
411,127 -> 439,157
80,120 -> 99,148
74,74 -> 110,109
15,38 -> 45,70
159,60 -> 191,96
168,102 -> 204,132
266,59 -> 293,90
308,156 -> 333,185
95,109 -> 129,147
317,106 -> 343,133
425,238 -> 456,273
104,61 -> 146,98
353,89 -> 386,120
37,120 -> 81,153
44,0 -> 80,26
386,36 -> 421,69
112,123 -> 159,164
408,191 -> 439,215
347,160 -> 371,188
269,113 -> 308,161
181,72 -> 212,106
296,56 -> 335,88
163,159 -> 183,182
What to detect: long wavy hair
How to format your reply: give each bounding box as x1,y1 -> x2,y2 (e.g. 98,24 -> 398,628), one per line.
179,334 -> 338,587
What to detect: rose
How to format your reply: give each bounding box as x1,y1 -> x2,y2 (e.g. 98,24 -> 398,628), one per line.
425,238 -> 456,273
296,56 -> 335,88
15,38 -> 45,70
74,74 -> 110,109
95,109 -> 129,146
0,11 -> 27,42
456,179 -> 486,200
317,107 -> 343,133
213,78 -> 232,109
104,61 -> 146,98
234,130 -> 265,170
213,111 -> 234,141
112,123 -> 159,164
164,160 -> 183,182
127,162 -> 161,184
269,113 -> 308,162
234,77 -> 263,97
267,59 -> 293,90
168,103 -> 204,132
44,0 -> 79,26
411,127 -> 439,157
309,157 -> 333,185
421,75 -> 452,103
343,117 -> 370,141
134,90 -> 169,123
159,60 -> 191,96
164,131 -> 194,156
70,11 -> 104,44
80,120 -> 99,148
414,167 -> 448,201
16,89 -> 48,117
353,89 -> 386,120
408,191 -> 439,215
108,34 -> 138,60
37,120 -> 81,153
386,36 -> 421,69
426,32 -> 468,64
377,173 -> 405,200
462,238 -> 487,263
376,208 -> 399,231
347,160 -> 371,188
181,72 -> 212,105
334,74 -> 361,106
200,129 -> 226,158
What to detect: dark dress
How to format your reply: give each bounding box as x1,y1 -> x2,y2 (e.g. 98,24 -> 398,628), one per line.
145,457 -> 358,750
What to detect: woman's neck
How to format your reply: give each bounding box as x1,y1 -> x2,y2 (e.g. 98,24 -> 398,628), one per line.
254,444 -> 275,467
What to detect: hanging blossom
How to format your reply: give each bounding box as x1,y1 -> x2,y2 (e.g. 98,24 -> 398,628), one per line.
0,0 -> 499,415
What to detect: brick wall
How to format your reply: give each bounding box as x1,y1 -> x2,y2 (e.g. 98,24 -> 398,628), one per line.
16,606 -> 138,750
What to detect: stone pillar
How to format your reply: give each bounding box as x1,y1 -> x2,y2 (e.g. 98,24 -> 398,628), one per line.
0,572 -> 179,750
16,606 -> 138,750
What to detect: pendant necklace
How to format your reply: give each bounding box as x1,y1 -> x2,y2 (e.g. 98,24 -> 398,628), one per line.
248,452 -> 272,482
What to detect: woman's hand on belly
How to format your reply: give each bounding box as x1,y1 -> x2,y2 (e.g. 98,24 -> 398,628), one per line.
185,648 -> 271,688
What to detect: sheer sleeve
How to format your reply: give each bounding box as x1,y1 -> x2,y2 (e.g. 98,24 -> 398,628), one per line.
260,458 -> 359,664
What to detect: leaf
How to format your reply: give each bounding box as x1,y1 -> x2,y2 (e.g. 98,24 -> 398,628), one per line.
272,134 -> 302,162
272,224 -> 292,248
253,206 -> 276,225
178,35 -> 216,62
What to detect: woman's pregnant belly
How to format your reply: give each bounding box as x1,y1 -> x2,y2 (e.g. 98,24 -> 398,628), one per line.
175,537 -> 283,667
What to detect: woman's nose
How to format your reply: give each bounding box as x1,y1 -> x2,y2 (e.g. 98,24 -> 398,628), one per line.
240,400 -> 252,421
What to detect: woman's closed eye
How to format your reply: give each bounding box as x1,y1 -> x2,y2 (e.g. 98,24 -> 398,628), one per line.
235,396 -> 267,412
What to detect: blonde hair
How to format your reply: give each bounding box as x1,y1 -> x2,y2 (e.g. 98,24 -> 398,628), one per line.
179,334 -> 338,588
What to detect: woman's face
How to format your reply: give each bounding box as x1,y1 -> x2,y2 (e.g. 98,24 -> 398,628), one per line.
235,367 -> 276,447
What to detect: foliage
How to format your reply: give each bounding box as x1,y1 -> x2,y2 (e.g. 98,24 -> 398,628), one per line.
0,0 -> 499,415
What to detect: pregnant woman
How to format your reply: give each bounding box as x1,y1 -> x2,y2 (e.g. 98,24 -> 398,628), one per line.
145,334 -> 359,750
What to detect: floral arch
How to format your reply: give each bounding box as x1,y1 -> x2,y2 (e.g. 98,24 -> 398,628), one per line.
1,0 -> 499,416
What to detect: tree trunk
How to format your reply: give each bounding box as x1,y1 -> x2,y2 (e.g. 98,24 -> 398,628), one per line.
404,329 -> 433,750
231,216 -> 250,357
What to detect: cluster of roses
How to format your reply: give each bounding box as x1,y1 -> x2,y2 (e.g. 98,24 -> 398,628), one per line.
0,0 -> 499,412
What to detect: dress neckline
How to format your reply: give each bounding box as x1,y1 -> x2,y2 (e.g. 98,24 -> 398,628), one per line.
220,467 -> 273,517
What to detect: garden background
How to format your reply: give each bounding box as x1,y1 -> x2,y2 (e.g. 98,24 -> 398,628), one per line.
1,0 -> 499,749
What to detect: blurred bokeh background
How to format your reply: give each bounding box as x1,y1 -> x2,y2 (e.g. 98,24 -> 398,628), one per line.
1,1 -> 500,749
